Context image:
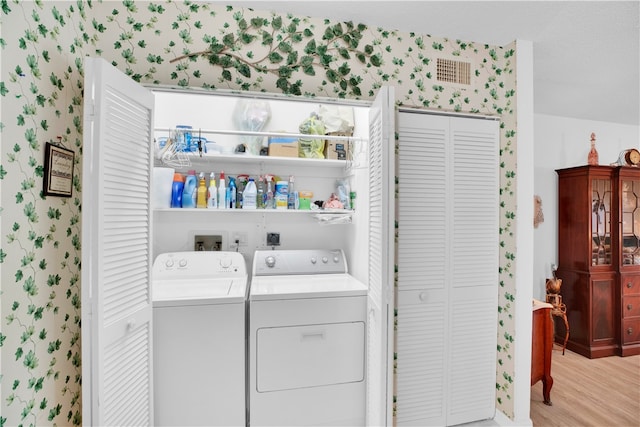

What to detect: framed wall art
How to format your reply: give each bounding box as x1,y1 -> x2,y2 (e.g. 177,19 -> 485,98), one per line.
43,141 -> 75,197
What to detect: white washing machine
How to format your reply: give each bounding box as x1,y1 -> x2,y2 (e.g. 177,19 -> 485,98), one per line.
152,251 -> 248,427
249,249 -> 367,427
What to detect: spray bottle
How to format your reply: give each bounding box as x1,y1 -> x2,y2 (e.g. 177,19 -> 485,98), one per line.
228,177 -> 237,209
257,175 -> 266,209
287,175 -> 296,209
265,175 -> 275,209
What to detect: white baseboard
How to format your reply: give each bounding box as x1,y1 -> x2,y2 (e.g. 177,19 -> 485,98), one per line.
493,409 -> 533,427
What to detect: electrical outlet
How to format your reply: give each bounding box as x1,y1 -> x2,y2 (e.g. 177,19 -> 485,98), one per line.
194,235 -> 223,251
233,232 -> 249,246
267,232 -> 280,246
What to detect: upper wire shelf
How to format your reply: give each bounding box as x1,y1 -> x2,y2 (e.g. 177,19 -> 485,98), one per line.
154,127 -> 363,170
154,127 -> 363,142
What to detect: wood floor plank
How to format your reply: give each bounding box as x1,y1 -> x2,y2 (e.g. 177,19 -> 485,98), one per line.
531,345 -> 640,427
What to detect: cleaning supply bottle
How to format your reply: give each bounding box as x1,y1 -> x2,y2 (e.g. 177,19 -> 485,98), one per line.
207,172 -> 217,209
218,171 -> 227,210
243,178 -> 257,209
170,173 -> 185,208
275,180 -> 288,209
236,175 -> 248,209
228,176 -> 237,209
257,175 -> 265,209
196,172 -> 207,208
287,175 -> 296,209
182,170 -> 197,208
265,175 -> 275,209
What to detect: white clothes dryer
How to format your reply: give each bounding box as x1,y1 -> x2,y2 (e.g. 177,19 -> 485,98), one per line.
152,251 -> 247,427
249,249 -> 367,427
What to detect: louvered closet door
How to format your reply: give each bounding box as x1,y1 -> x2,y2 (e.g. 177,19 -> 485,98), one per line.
396,112 -> 498,427
366,86 -> 395,427
447,117 -> 499,426
396,113 -> 449,427
82,58 -> 155,426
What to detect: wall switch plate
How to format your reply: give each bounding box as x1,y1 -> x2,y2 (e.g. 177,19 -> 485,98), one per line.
266,232 -> 280,246
194,235 -> 223,251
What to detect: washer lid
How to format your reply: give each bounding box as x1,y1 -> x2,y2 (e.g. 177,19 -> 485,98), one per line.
250,274 -> 367,301
153,277 -> 247,306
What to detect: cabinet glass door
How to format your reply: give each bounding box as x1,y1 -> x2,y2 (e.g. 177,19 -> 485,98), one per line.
621,179 -> 640,265
592,178 -> 611,265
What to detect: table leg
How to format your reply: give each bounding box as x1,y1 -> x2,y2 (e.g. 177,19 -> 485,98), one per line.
561,313 -> 569,355
542,374 -> 554,406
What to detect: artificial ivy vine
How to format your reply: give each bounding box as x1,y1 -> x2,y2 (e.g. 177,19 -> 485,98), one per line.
170,11 -> 381,97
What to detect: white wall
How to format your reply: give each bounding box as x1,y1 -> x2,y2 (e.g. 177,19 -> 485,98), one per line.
533,114 -> 640,299
513,39 -> 535,427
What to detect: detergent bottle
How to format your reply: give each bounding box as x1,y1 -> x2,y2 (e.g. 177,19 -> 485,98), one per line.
181,170 -> 197,208
170,173 -> 185,208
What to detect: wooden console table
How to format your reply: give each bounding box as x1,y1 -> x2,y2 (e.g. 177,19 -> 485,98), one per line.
531,300 -> 554,405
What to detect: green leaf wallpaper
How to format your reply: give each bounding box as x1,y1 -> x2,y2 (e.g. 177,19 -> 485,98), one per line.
0,1 -> 517,424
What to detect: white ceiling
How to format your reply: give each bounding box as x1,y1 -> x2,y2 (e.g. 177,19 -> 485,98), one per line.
226,1 -> 640,126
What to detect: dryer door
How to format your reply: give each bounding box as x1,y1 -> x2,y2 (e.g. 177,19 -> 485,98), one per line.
256,321 -> 365,392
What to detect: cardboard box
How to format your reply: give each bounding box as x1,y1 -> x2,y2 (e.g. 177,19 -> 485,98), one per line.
324,140 -> 351,160
268,137 -> 299,158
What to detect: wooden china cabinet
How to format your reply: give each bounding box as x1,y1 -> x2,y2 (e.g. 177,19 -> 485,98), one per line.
556,165 -> 640,358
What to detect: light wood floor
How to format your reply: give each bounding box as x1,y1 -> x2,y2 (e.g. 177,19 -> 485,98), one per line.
530,345 -> 640,427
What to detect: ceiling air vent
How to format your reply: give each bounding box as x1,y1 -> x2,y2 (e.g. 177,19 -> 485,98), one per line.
436,58 -> 471,85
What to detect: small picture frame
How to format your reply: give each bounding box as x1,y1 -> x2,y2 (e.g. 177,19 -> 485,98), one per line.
43,141 -> 75,197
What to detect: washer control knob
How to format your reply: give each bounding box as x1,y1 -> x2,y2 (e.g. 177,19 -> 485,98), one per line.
165,259 -> 174,268
220,257 -> 232,268
310,257 -> 317,264
322,256 -> 328,264
265,256 -> 276,268
178,258 -> 187,268
333,256 -> 340,263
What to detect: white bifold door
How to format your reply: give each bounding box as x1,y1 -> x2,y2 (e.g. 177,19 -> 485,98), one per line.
81,57 -> 155,426
395,111 -> 500,426
366,86 -> 396,427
